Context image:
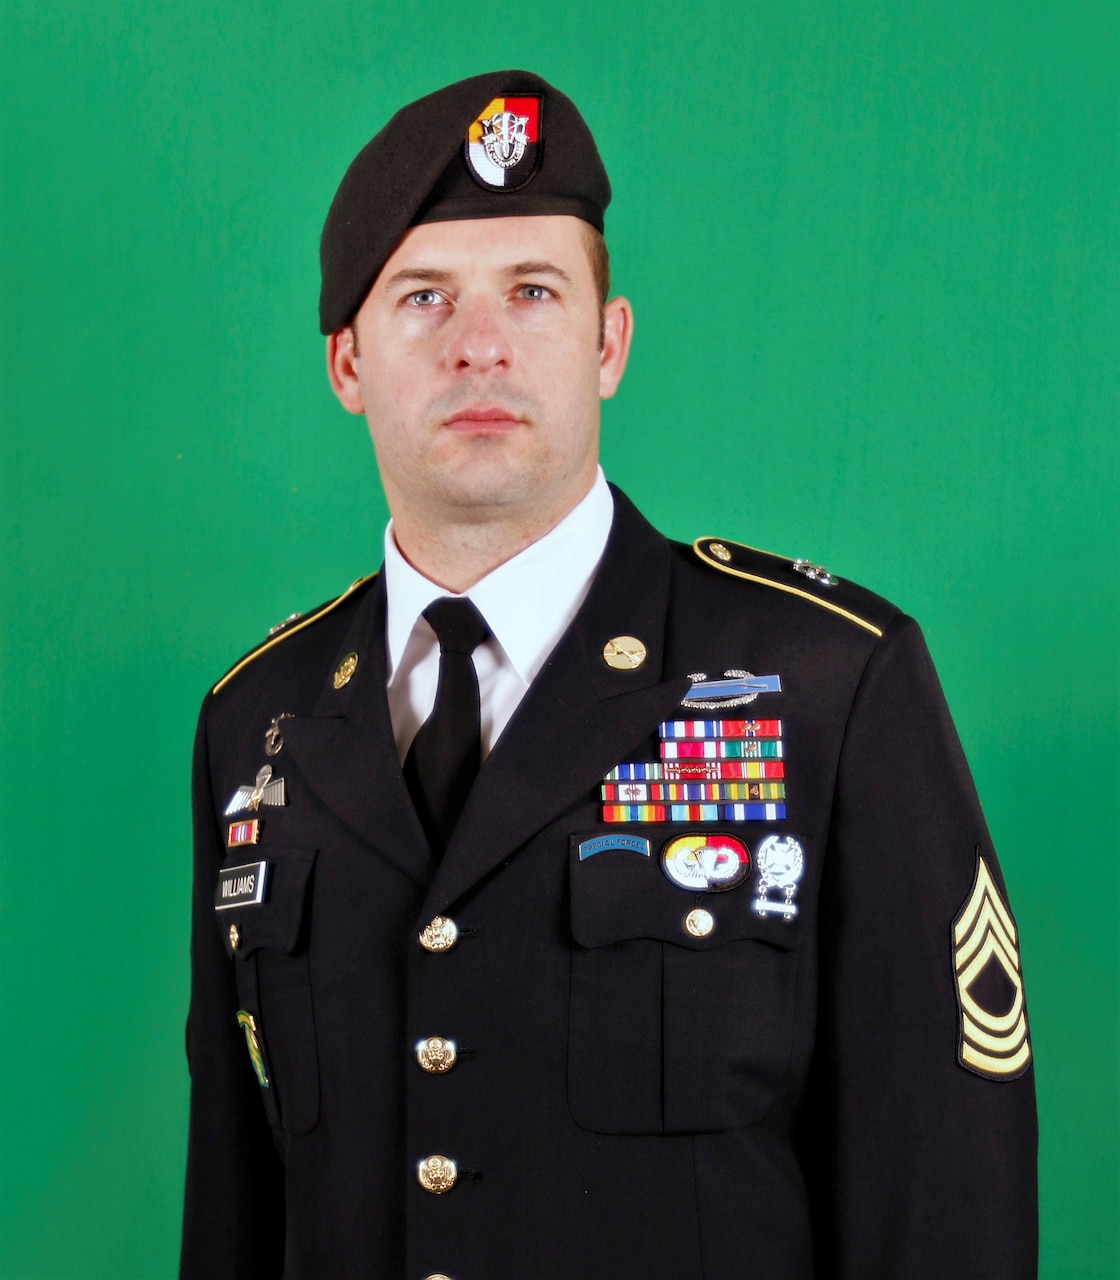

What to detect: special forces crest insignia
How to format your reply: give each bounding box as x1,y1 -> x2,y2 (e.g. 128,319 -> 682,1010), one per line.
465,95 -> 542,190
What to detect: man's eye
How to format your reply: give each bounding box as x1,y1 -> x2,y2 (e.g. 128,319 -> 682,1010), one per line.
406,290 -> 445,307
517,284 -> 552,301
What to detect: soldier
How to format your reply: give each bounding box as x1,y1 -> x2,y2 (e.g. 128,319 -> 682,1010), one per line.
181,70 -> 1037,1279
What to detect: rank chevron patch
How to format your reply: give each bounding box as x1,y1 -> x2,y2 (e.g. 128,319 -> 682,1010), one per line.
952,854 -> 1031,1080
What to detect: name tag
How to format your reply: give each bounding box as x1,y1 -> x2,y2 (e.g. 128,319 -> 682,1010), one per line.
215,861 -> 268,910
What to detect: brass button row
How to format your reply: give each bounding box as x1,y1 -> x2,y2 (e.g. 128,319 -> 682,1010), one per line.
416,920 -> 462,1219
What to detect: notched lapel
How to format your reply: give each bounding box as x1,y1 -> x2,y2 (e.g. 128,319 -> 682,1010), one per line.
280,576 -> 435,887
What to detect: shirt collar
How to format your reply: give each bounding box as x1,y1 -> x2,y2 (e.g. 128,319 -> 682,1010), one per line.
384,467 -> 614,684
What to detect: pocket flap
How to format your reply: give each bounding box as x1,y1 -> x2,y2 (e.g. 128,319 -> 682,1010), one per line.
217,847 -> 317,958
570,828 -> 804,951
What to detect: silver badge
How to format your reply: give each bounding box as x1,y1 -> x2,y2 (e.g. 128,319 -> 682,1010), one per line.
480,111 -> 530,168
681,670 -> 782,710
264,713 -> 294,758
224,765 -> 287,816
752,834 -> 805,920
792,559 -> 837,586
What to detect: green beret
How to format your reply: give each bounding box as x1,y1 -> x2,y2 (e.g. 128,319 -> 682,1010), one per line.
319,70 -> 611,334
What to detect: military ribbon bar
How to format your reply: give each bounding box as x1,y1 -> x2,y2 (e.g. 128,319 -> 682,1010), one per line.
659,718 -> 783,739
603,802 -> 787,823
604,760 -> 785,782
602,781 -> 786,803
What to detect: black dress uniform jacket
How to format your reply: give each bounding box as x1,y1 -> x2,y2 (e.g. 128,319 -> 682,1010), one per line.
181,489 -> 1038,1279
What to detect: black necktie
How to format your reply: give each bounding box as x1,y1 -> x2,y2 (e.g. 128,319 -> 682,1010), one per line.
403,597 -> 491,854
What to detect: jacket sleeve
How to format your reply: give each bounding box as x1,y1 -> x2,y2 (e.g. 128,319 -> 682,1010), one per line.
180,693 -> 285,1279
821,613 -> 1037,1277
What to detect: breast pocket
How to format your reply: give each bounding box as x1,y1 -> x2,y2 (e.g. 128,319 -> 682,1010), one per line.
216,846 -> 320,1134
567,829 -> 804,1135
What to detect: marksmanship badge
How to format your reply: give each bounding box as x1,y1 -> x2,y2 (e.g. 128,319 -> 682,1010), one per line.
952,854 -> 1031,1080
465,96 -> 542,191
752,834 -> 805,920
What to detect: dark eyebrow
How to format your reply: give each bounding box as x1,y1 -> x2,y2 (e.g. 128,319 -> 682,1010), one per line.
379,267 -> 456,291
505,261 -> 574,287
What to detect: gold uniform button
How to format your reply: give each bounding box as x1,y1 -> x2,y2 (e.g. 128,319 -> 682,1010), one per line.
416,1036 -> 457,1073
685,907 -> 715,938
423,1274 -> 453,1280
418,916 -> 459,953
709,541 -> 733,562
417,1154 -> 457,1194
333,651 -> 359,689
602,635 -> 647,670
229,923 -> 240,950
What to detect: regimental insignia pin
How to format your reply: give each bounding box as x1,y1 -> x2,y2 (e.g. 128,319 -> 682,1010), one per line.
333,652 -> 358,689
752,834 -> 805,920
602,635 -> 647,670
952,854 -> 1031,1080
224,765 -> 287,816
578,834 -> 651,861
236,1011 -> 270,1087
268,611 -> 304,636
215,860 -> 268,910
465,95 -> 542,191
227,820 -> 261,848
792,558 -> 837,586
662,833 -> 750,892
682,671 -> 782,710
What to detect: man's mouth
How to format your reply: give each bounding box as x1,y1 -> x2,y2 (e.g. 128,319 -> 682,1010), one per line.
443,405 -> 526,432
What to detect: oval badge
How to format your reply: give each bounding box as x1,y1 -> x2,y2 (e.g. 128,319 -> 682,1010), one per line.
662,833 -> 750,893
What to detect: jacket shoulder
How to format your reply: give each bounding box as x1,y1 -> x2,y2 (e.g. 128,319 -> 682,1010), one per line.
689,536 -> 899,638
210,571 -> 378,695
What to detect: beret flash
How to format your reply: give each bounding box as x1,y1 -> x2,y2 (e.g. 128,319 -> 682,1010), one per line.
319,69 -> 611,334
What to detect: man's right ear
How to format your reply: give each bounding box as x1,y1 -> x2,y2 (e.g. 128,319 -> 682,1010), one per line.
326,327 -> 366,415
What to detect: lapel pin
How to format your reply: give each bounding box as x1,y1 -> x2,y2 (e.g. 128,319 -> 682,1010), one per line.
602,635 -> 647,670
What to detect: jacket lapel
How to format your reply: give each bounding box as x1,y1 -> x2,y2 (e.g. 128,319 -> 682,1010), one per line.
422,491 -> 690,917
280,575 -> 436,887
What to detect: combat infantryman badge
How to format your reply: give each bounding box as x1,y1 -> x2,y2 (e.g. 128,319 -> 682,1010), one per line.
225,765 -> 287,816
952,853 -> 1031,1080
465,95 -> 542,190
681,671 -> 782,710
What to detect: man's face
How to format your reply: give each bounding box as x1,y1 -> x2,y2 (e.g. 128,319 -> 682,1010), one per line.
328,215 -> 631,537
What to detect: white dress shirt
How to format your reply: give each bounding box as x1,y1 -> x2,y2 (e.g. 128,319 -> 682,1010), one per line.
383,468 -> 615,762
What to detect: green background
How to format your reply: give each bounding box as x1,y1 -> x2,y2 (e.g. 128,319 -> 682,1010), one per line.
1,1 -> 1116,1275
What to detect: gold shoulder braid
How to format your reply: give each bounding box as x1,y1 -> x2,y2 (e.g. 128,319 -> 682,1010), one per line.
212,572 -> 378,694
692,538 -> 883,637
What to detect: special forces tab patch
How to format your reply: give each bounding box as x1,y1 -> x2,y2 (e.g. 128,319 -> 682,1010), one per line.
465,95 -> 542,190
953,854 -> 1031,1080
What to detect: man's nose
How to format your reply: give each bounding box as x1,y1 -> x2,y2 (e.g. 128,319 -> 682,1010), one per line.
443,296 -> 513,373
